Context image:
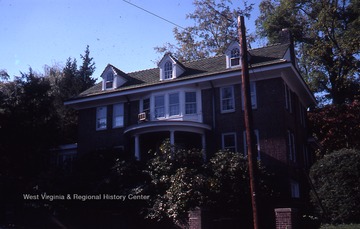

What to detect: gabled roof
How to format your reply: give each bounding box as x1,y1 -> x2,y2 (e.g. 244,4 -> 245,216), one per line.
72,43 -> 292,99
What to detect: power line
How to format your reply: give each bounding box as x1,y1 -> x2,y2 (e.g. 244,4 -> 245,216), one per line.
122,0 -> 185,30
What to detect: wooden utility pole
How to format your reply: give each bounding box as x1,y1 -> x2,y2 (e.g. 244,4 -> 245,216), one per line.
238,16 -> 259,229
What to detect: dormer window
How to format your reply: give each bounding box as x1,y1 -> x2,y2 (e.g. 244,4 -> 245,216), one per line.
225,41 -> 242,68
164,61 -> 173,79
106,72 -> 114,89
230,48 -> 240,66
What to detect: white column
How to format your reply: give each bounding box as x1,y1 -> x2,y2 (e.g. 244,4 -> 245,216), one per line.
170,130 -> 175,146
201,133 -> 206,161
135,135 -> 140,161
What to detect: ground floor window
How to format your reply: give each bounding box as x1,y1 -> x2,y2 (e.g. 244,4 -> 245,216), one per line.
222,132 -> 237,152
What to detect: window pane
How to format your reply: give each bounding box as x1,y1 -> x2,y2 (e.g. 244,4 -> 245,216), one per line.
223,133 -> 236,152
164,61 -> 172,79
185,92 -> 197,114
169,93 -> 179,116
113,103 -> 124,128
142,98 -> 150,119
96,106 -> 107,130
155,95 -> 165,118
221,87 -> 234,111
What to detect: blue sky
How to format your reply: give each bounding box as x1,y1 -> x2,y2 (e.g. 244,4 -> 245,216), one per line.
0,0 -> 261,81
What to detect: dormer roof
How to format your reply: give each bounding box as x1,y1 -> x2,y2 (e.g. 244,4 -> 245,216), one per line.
158,53 -> 186,81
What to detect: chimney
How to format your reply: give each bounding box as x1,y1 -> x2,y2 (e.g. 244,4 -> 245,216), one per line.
279,28 -> 292,44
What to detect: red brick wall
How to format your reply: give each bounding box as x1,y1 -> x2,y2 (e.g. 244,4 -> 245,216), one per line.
275,208 -> 299,229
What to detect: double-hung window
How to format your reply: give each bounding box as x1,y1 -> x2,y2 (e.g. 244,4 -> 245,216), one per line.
285,83 -> 293,113
221,86 -> 235,112
96,106 -> 107,130
243,130 -> 260,160
164,61 -> 173,79
287,130 -> 296,162
241,81 -> 257,109
185,92 -> 197,115
155,95 -> 165,118
113,103 -> 124,128
142,98 -> 150,119
105,73 -> 114,89
230,48 -> 240,67
222,133 -> 237,152
169,93 -> 180,116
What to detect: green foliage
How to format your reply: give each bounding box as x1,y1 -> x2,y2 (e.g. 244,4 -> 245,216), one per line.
308,100 -> 360,158
143,142 -> 273,227
310,149 -> 360,224
155,0 -> 253,62
256,0 -> 360,105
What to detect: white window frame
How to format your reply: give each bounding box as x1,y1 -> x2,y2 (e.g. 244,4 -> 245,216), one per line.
222,132 -> 237,152
243,129 -> 260,160
113,103 -> 124,128
287,130 -> 296,162
141,97 -> 151,120
220,86 -> 235,113
105,72 -> 114,90
230,48 -> 240,67
164,61 -> 173,79
96,106 -> 107,130
285,83 -> 293,113
290,180 -> 300,198
242,81 -> 257,110
154,95 -> 165,118
169,92 -> 180,116
185,91 -> 197,115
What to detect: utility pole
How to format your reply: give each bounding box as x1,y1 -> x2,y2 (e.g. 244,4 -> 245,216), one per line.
238,16 -> 259,229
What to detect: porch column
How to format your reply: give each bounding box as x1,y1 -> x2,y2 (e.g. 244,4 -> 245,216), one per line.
170,130 -> 175,145
135,134 -> 140,160
201,133 -> 206,161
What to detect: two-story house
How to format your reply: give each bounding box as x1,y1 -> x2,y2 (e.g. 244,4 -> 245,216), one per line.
65,40 -> 316,207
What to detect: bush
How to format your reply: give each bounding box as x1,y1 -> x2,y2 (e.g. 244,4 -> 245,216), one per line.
310,149 -> 360,224
320,224 -> 360,229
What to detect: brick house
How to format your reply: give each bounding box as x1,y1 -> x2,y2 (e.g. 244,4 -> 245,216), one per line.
65,40 -> 316,210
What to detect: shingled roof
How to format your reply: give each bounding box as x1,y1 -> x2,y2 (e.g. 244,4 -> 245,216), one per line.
75,43 -> 290,99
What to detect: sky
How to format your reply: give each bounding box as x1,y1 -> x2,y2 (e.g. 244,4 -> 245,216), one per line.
0,0 -> 261,82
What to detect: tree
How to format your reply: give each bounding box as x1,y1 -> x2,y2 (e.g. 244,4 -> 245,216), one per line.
309,148 -> 360,224
308,100 -> 360,158
256,0 -> 360,105
155,0 -> 253,62
78,45 -> 96,91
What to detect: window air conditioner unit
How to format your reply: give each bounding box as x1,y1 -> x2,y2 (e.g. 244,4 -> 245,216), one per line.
138,112 -> 146,121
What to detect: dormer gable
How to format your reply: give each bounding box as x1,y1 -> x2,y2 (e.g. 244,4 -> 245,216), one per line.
158,53 -> 185,81
100,64 -> 128,90
225,41 -> 241,68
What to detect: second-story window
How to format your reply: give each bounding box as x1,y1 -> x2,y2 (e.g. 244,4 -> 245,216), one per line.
169,93 -> 180,116
230,48 -> 240,67
96,106 -> 107,130
164,61 -> 173,79
155,95 -> 165,118
242,81 -> 257,109
185,92 -> 197,114
221,86 -> 235,113
287,130 -> 296,162
142,98 -> 150,119
113,103 -> 124,128
243,130 -> 261,160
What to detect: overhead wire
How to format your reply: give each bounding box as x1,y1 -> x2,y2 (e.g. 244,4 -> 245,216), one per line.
122,0 -> 186,30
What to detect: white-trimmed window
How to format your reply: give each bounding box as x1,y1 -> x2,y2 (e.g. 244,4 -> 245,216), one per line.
285,83 -> 293,113
142,98 -> 150,120
287,130 -> 296,162
169,93 -> 180,116
113,103 -> 124,128
230,48 -> 240,67
221,86 -> 235,112
185,91 -> 197,114
96,106 -> 107,130
164,61 -> 173,79
242,81 -> 257,109
243,130 -> 261,160
105,72 -> 114,89
222,132 -> 237,152
155,95 -> 165,118
290,180 -> 300,198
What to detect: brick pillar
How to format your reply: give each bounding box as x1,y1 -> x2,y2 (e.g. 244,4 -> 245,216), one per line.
189,207 -> 205,229
275,208 -> 299,229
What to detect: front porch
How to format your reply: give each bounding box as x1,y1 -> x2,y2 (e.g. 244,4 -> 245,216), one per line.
124,121 -> 211,160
